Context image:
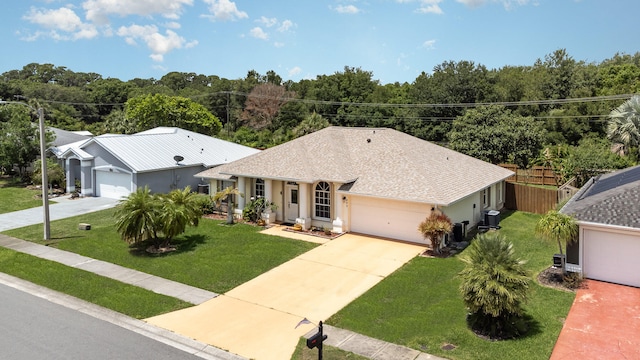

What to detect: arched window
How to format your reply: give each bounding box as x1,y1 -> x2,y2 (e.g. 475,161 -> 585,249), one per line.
255,178 -> 264,198
314,181 -> 331,220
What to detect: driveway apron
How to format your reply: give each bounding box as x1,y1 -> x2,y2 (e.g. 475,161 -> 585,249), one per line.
550,280 -> 640,360
146,234 -> 425,360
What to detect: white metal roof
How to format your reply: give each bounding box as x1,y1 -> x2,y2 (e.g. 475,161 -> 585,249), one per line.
60,127 -> 259,173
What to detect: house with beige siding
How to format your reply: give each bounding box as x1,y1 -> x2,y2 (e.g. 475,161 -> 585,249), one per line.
196,127 -> 513,244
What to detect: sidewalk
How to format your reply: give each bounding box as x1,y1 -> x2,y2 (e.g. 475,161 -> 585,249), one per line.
0,235 -> 217,305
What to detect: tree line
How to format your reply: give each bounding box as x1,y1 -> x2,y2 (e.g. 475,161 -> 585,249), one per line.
1,49 -> 639,182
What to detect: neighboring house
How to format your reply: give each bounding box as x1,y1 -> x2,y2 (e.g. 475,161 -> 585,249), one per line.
560,165 -> 640,288
49,127 -> 91,147
196,127 -> 513,244
50,127 -> 259,199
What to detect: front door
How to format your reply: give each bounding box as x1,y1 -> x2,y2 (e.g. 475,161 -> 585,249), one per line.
285,184 -> 299,222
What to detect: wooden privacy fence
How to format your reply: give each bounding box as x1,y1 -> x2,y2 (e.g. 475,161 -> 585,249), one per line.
499,164 -> 559,186
505,182 -> 558,214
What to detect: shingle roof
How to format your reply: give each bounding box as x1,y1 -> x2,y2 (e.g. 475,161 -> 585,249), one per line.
59,127 -> 259,173
561,165 -> 640,229
49,127 -> 91,147
198,127 -> 513,205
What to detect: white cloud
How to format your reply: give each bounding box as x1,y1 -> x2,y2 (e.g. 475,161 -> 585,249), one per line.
274,41 -> 284,48
333,5 -> 361,14
258,16 -> 278,27
23,6 -> 98,40
422,39 -> 436,49
278,20 -> 294,32
249,27 -> 268,40
416,0 -> 444,14
117,24 -> 194,62
202,0 -> 248,21
288,66 -> 302,77
455,0 -> 531,10
165,22 -> 182,29
83,0 -> 193,25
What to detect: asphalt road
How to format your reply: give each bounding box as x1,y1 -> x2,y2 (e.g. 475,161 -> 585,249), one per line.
0,283 -> 202,360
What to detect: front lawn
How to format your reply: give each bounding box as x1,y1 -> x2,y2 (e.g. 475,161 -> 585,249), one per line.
3,208 -> 318,293
0,247 -> 191,318
0,177 -> 50,213
325,211 -> 575,360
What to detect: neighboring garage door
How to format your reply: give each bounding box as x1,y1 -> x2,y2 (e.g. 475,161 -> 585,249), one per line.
583,228 -> 640,288
95,170 -> 132,199
349,196 -> 429,244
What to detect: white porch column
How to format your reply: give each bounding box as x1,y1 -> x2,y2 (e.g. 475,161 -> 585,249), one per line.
237,176 -> 246,210
299,183 -> 309,219
65,158 -> 74,193
332,184 -> 343,232
261,179 -> 275,224
264,179 -> 273,202
80,160 -> 93,197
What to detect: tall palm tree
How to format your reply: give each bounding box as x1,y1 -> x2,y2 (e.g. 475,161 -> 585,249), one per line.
114,186 -> 159,245
159,186 -> 202,247
607,95 -> 640,158
459,232 -> 530,339
535,209 -> 578,256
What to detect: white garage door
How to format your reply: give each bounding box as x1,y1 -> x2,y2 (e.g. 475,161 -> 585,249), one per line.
583,228 -> 640,288
95,170 -> 132,199
350,196 -> 429,244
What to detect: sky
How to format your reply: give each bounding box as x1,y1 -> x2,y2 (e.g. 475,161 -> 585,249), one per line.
0,0 -> 638,85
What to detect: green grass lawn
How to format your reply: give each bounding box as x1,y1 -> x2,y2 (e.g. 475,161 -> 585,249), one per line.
3,208 -> 318,293
324,211 -> 575,360
0,177 -> 51,213
0,247 -> 191,318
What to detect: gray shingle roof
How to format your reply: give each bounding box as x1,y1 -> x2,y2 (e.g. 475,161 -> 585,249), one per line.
197,127 -> 513,205
49,127 -> 91,147
561,165 -> 640,229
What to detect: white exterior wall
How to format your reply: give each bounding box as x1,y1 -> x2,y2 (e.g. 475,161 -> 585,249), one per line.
442,191 -> 479,227
273,181 -> 284,221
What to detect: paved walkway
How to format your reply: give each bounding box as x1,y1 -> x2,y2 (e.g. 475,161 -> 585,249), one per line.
550,280 -> 640,360
0,195 -> 119,232
146,233 -> 428,360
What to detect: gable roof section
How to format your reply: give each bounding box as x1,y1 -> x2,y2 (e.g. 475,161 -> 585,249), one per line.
64,127 -> 259,173
49,127 -> 91,147
210,127 -> 513,205
561,165 -> 640,229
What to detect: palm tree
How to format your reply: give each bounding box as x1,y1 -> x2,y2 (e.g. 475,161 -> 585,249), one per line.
535,209 -> 578,256
607,95 -> 640,158
158,186 -> 202,247
114,186 -> 159,245
418,211 -> 453,254
212,186 -> 243,224
292,112 -> 330,138
459,232 -> 530,339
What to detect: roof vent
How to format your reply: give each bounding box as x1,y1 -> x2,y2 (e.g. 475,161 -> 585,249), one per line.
174,155 -> 184,164
367,138 -> 371,143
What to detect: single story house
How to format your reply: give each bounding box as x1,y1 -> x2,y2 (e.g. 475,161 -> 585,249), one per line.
50,127 -> 259,199
196,127 -> 513,244
560,165 -> 640,288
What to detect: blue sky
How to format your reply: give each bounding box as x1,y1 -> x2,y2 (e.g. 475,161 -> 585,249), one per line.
1,0 -> 637,84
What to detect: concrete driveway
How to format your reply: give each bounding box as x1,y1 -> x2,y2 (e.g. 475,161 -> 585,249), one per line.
146,234 -> 425,360
550,280 -> 640,360
0,196 -> 119,232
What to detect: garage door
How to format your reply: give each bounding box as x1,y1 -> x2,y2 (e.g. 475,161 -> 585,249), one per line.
95,170 -> 132,199
583,228 -> 640,288
349,196 -> 429,244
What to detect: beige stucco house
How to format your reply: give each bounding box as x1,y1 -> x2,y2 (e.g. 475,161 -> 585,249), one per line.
195,127 -> 513,244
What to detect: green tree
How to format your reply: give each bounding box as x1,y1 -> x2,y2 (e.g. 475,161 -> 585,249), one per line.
292,112 -> 330,138
157,186 -> 202,247
448,106 -> 546,168
125,94 -> 222,135
418,211 -> 452,255
0,105 -> 54,176
115,186 -> 202,249
32,158 -> 65,189
607,95 -> 640,158
114,186 -> 159,246
536,210 -> 578,257
459,232 -> 530,339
